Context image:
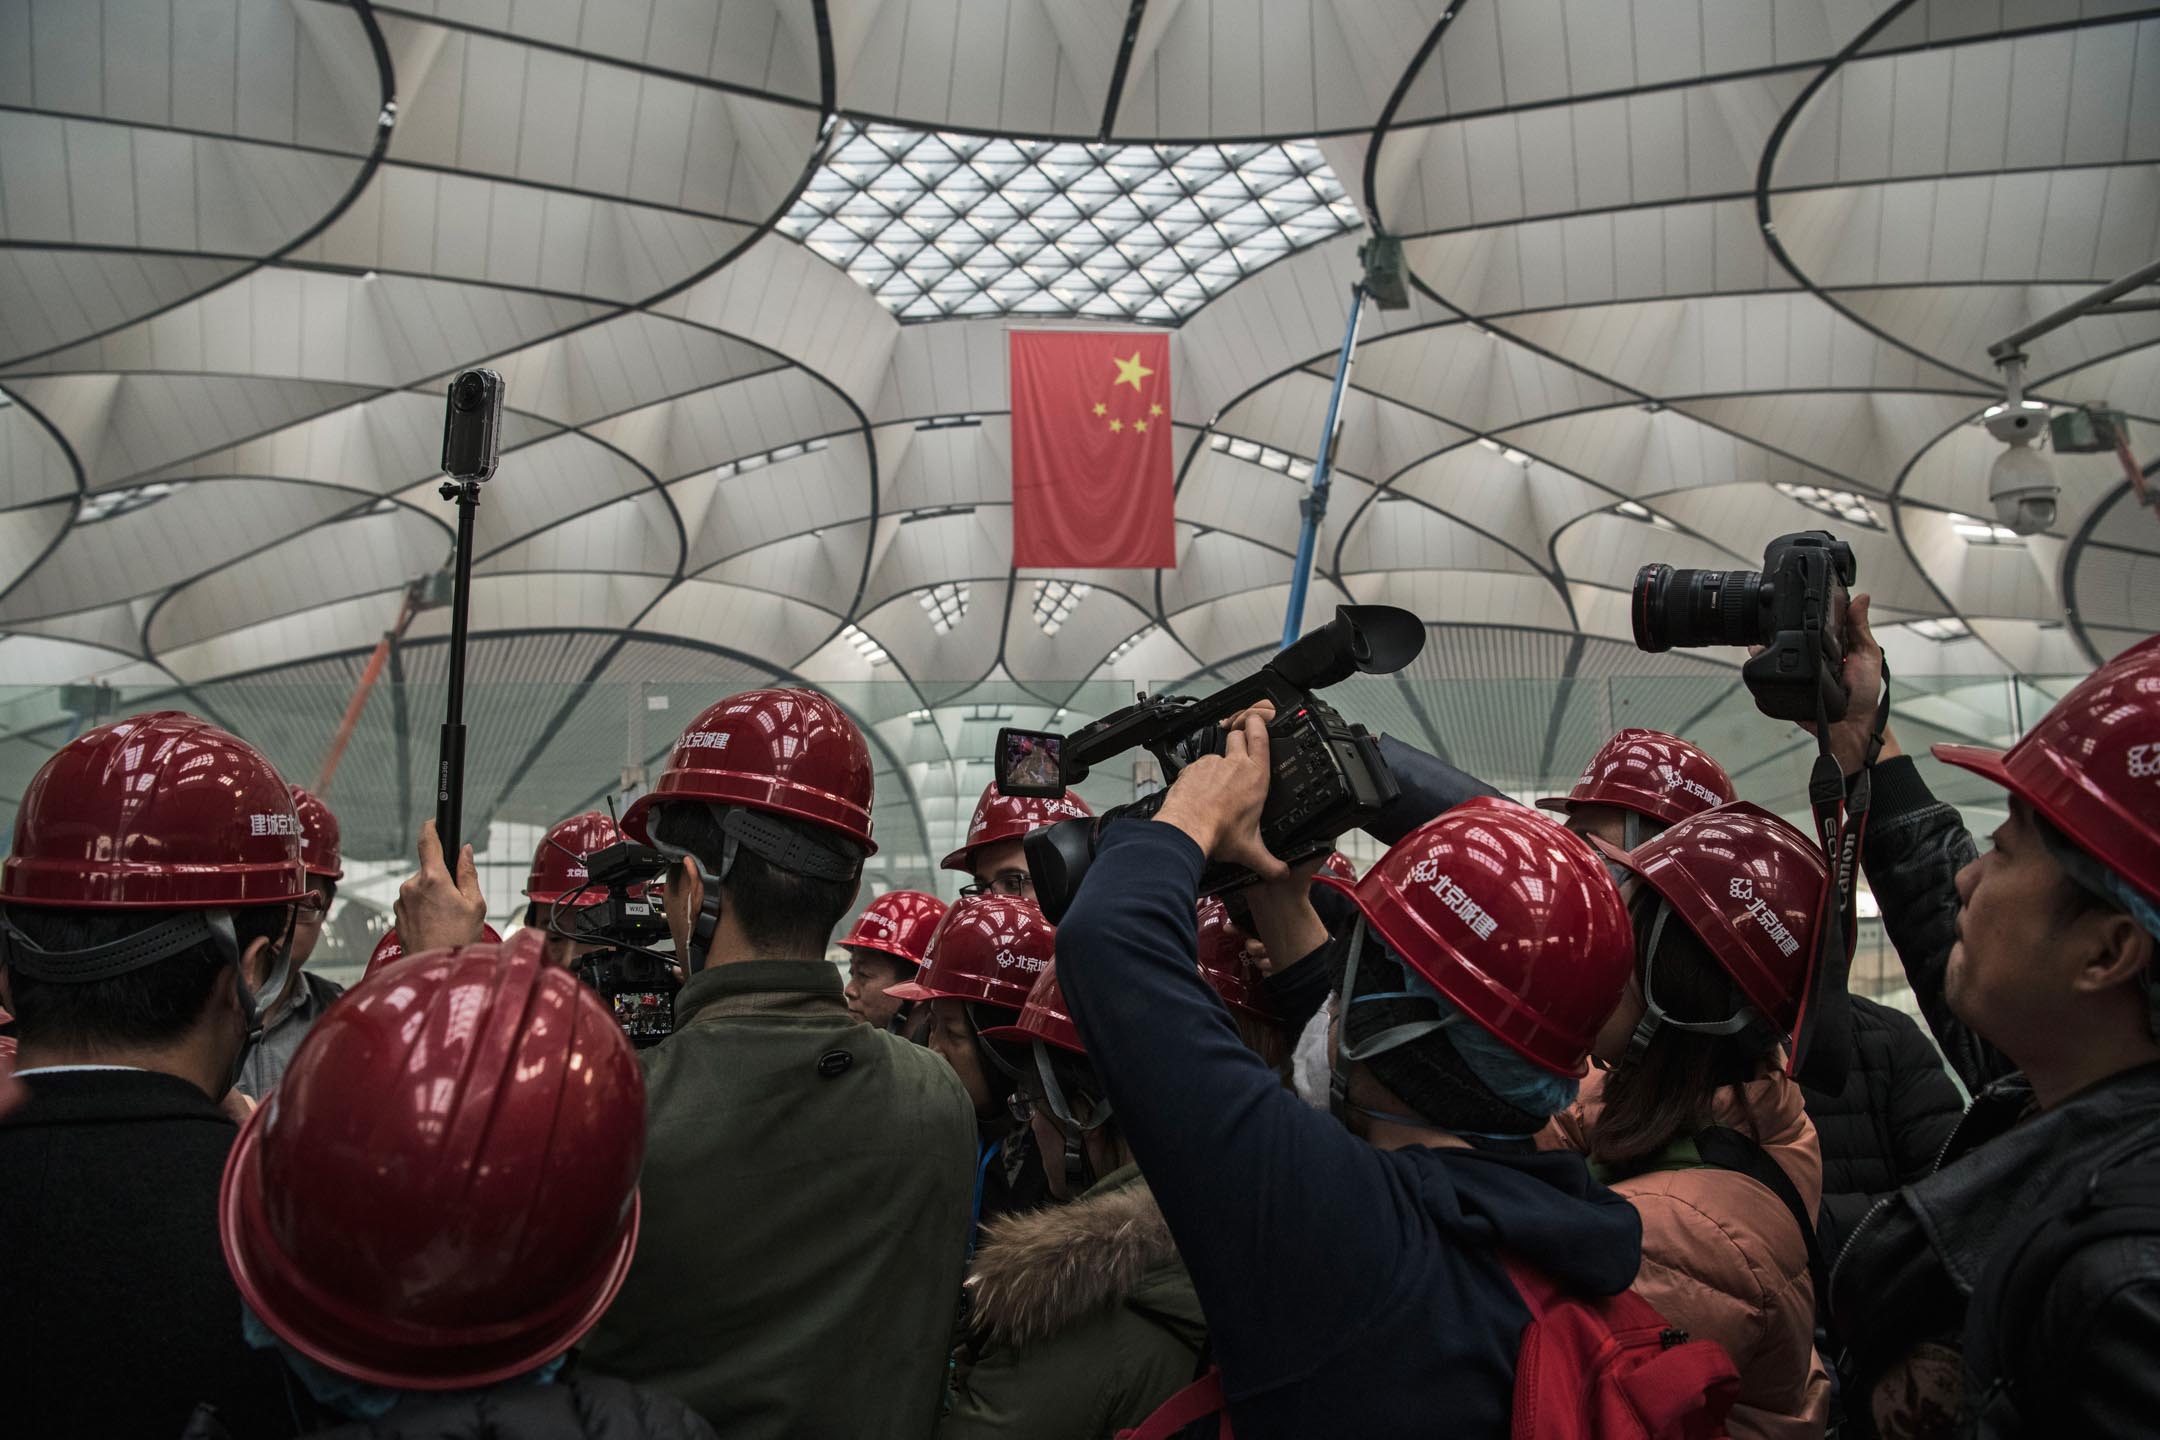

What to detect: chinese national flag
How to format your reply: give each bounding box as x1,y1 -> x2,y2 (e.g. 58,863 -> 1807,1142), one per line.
1010,331 -> 1175,569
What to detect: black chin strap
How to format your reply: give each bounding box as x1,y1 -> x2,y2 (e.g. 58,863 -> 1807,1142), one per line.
1033,1043 -> 1111,1193
1790,661 -> 1891,1090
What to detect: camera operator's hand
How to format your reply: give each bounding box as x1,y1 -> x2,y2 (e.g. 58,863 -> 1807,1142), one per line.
1781,593 -> 1901,776
1243,852 -> 1331,975
396,820 -> 489,953
1157,711 -> 1290,881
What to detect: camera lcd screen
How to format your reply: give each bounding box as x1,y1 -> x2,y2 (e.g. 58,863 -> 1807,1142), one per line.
995,727 -> 1066,798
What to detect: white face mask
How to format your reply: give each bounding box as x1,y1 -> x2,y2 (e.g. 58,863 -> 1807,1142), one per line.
1291,1006 -> 1334,1109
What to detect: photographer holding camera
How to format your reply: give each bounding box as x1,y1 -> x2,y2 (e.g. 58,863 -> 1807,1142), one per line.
1052,712 -> 1703,1437
1814,613 -> 2160,1440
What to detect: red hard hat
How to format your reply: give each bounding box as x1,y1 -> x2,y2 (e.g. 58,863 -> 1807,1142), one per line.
1537,729 -> 1735,830
289,786 -> 343,882
979,960 -> 1083,1055
1593,802 -> 1826,1033
1342,797 -> 1634,1076
621,688 -> 875,854
526,812 -> 622,907
886,895 -> 1055,1010
1195,899 -> 1271,1018
1317,851 -> 1359,884
1,711 -> 307,909
365,923 -> 502,980
220,929 -> 644,1391
940,784 -> 1094,873
840,890 -> 948,967
1935,633 -> 2160,912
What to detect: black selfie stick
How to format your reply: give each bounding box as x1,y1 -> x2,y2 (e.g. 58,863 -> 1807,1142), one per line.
435,476 -> 480,850
436,370 -> 504,852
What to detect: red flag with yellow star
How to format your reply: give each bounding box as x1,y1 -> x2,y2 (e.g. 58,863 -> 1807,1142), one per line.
1009,330 -> 1175,569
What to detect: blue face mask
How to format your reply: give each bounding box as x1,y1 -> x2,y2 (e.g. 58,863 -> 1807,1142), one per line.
242,1307 -> 567,1420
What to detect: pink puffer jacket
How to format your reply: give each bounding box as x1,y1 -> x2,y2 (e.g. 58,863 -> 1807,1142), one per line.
1546,1065 -> 1830,1440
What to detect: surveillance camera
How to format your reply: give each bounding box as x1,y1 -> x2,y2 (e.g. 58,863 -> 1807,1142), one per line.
1982,401 -> 2048,445
1989,440 -> 2056,535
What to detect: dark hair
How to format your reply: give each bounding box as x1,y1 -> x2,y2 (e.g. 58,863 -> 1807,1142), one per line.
1589,891 -> 1773,1169
5,904 -> 291,1051
650,802 -> 859,956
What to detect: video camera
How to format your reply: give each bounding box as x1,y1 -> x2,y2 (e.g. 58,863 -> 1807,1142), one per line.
1630,530 -> 1857,723
994,605 -> 1426,921
549,839 -> 680,1049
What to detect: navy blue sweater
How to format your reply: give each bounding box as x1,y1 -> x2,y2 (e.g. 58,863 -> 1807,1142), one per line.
1057,821 -> 1643,1439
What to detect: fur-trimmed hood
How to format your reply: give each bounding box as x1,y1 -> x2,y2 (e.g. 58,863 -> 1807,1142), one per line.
965,1167 -> 1202,1351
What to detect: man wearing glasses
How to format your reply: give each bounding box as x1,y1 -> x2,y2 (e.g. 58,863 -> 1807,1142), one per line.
943,784 -> 1093,901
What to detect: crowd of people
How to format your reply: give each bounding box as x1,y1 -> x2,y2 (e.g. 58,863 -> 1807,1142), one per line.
1,596 -> 2155,1439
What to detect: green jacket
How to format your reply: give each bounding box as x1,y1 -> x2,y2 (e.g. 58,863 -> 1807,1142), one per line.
937,1165 -> 1207,1440
582,959 -> 976,1440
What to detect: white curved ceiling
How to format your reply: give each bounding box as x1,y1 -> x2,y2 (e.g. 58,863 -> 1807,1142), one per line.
3,0 -> 2158,883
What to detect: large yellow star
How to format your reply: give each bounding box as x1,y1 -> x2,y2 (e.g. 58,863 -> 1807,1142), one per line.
1112,351 -> 1155,391
1109,418 -> 1124,433
1092,402 -> 1107,416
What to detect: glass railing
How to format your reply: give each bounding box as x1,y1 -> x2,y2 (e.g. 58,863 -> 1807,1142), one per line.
0,671 -> 2068,1007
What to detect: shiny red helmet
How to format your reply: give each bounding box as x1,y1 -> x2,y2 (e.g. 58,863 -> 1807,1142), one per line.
289,786 -> 343,883
940,784 -> 1093,873
1,711 -> 307,910
886,895 -> 1055,1011
221,929 -> 644,1391
1195,899 -> 1271,1018
525,812 -> 623,908
840,890 -> 948,968
1935,634 -> 2160,912
1593,802 -> 1826,1033
364,923 -> 502,980
622,687 -> 875,854
1537,729 -> 1735,831
979,960 -> 1083,1055
1342,797 -> 1634,1076
1317,851 -> 1359,884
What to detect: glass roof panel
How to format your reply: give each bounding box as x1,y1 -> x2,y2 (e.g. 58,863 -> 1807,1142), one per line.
778,123 -> 1357,322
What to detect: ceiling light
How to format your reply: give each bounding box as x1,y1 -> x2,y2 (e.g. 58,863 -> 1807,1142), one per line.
917,582 -> 970,634
1502,449 -> 1530,466
1475,438 -> 1501,453
1031,579 -> 1092,636
842,624 -> 890,666
1949,511 -> 2020,546
77,483 -> 178,524
908,708 -> 934,723
1906,618 -> 1971,642
1107,626 -> 1154,664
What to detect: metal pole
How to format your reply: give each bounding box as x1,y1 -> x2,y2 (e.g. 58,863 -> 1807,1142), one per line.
1988,255 -> 2160,359
436,480 -> 481,850
1281,282 -> 1368,649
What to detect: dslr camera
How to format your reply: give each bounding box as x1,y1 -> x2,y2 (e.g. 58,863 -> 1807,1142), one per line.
1631,530 -> 1856,723
549,839 -> 680,1049
994,605 -> 1426,921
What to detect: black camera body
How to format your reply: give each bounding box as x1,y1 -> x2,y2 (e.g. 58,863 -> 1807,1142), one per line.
997,605 -> 1426,921
1631,530 -> 1856,723
441,368 -> 504,482
556,840 -> 680,1049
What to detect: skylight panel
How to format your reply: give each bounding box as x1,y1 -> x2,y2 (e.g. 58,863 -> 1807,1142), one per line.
78,483 -> 178,523
842,624 -> 890,666
1949,512 -> 2020,546
1031,580 -> 1093,636
1776,482 -> 1883,529
1906,618 -> 1972,642
917,582 -> 970,635
779,123 -> 1357,322
1107,626 -> 1155,664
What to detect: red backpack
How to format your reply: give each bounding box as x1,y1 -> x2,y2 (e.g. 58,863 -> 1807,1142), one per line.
1120,1259 -> 1738,1440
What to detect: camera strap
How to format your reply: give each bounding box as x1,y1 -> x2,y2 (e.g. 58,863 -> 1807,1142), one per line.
1789,663 -> 1891,1091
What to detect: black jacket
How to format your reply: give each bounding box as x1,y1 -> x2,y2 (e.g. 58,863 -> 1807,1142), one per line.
1797,994 -> 1966,1261
1836,758 -> 2160,1438
0,1068 -> 296,1440
1057,822 -> 1643,1439
300,1376 -> 717,1440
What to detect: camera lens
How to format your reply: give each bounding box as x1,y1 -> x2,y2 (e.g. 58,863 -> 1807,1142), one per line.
1630,564 -> 1763,652
452,373 -> 486,412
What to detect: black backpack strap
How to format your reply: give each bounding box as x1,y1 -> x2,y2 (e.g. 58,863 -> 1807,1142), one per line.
1967,1161 -> 2160,1415
1694,1125 -> 1830,1322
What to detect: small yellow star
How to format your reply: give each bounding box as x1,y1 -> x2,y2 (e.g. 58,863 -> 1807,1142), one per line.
1149,403 -> 1163,417
1092,402 -> 1107,417
1108,418 -> 1124,433
1135,419 -> 1148,433
1113,351 -> 1155,391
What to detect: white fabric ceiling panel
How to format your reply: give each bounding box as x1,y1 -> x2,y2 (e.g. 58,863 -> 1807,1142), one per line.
1380,444 -> 1610,555
0,396 -> 77,507
1334,496 -> 1541,580
0,251 -> 248,367
856,509 -> 1012,617
3,598 -> 153,660
0,634 -> 165,686
156,588 -> 407,681
1834,283 -> 2160,382
1671,392 -> 1983,494
875,421 -> 1012,515
591,368 -> 858,481
849,578 -> 1009,682
681,440 -> 871,573
476,492 -> 681,580
697,523 -> 871,610
148,509 -> 448,654
874,319 -> 1029,423
485,314 -> 785,431
1355,568 -> 1574,634
0,503 -> 71,600
660,235 -> 900,411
